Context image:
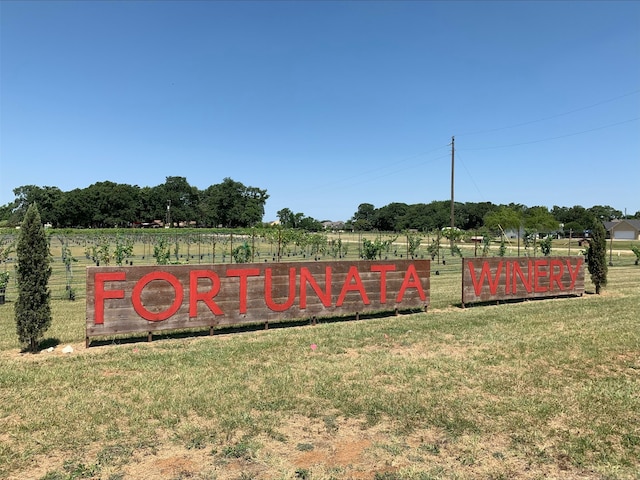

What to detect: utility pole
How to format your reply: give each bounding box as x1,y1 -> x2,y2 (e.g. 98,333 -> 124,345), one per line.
450,136 -> 455,252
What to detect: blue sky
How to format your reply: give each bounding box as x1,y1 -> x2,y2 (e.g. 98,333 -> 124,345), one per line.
1,1 -> 639,222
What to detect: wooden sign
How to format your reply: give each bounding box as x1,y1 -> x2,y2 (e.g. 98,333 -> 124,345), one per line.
462,256 -> 584,306
86,260 -> 430,343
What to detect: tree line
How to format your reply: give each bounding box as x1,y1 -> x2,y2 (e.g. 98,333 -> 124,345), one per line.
1,177 -> 636,233
0,177 -> 268,229
349,201 -> 633,235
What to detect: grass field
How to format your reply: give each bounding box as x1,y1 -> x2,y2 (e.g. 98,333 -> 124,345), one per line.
0,233 -> 639,479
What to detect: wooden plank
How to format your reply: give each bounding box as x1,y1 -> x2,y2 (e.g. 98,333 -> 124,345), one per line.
87,260 -> 430,339
461,256 -> 585,305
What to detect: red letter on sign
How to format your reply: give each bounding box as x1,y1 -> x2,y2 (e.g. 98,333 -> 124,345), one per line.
534,260 -> 549,293
336,266 -> 370,306
548,259 -> 564,292
468,261 -> 503,296
512,261 -> 532,293
190,270 -> 223,317
132,271 -> 184,322
566,258 -> 582,290
227,268 -> 260,314
371,264 -> 395,304
396,264 -> 426,302
94,272 -> 125,325
300,266 -> 332,308
265,267 -> 296,312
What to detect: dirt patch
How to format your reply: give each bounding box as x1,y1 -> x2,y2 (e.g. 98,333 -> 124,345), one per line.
6,414 -> 618,480
0,342 -> 88,361
125,450 -> 203,480
332,439 -> 372,465
148,456 -> 193,477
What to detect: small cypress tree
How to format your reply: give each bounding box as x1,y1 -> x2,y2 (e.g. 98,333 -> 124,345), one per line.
15,203 -> 52,352
586,217 -> 607,294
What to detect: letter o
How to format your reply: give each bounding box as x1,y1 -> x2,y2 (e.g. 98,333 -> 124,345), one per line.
132,271 -> 184,321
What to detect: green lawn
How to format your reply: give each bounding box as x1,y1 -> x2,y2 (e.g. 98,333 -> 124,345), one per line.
0,238 -> 639,479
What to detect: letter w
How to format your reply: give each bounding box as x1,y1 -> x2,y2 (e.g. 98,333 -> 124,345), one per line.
468,261 -> 503,296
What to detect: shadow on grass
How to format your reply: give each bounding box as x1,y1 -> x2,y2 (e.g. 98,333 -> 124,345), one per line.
458,293 -> 584,309
87,307 -> 427,348
17,337 -> 61,354
39,337 -> 61,350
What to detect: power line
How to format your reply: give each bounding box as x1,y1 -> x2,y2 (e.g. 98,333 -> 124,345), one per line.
457,88 -> 640,137
331,144 -> 450,184
455,152 -> 484,198
320,151 -> 451,193
459,117 -> 640,151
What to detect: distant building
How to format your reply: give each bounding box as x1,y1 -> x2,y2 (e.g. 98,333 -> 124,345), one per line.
603,220 -> 640,240
322,221 -> 345,231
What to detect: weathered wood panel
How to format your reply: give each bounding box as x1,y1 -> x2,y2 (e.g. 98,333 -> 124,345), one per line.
462,256 -> 584,306
87,260 -> 430,340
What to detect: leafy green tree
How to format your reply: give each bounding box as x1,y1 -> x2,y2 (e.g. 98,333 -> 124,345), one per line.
563,221 -> 586,236
61,239 -> 77,300
485,207 -> 523,253
400,204 -> 431,231
232,242 -> 253,263
11,185 -> 63,226
498,237 -> 507,257
55,182 -> 141,228
276,208 -> 323,231
0,236 -> 15,265
328,238 -> 343,259
361,238 -> 384,260
482,208 -> 507,231
147,177 -> 199,227
426,201 -> 455,230
374,203 -> 408,231
588,205 -> 622,222
405,231 -> 422,258
551,205 -> 592,234
524,206 -> 559,234
307,232 -> 327,258
262,227 -> 301,262
350,203 -> 376,231
95,236 -> 112,265
523,229 -> 537,256
164,176 -> 199,226
298,216 -> 323,232
84,182 -> 116,227
427,232 -> 441,261
15,204 -> 52,352
277,208 -> 298,228
539,236 -> 553,256
0,202 -> 14,225
481,230 -> 491,257
459,202 -> 498,230
630,245 -> 640,265
203,178 -> 268,228
361,236 -> 396,260
586,218 -> 607,294
0,236 -> 15,301
114,234 -> 134,266
400,202 -> 449,231
56,188 -> 92,227
441,227 -> 463,256
153,236 -> 172,265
